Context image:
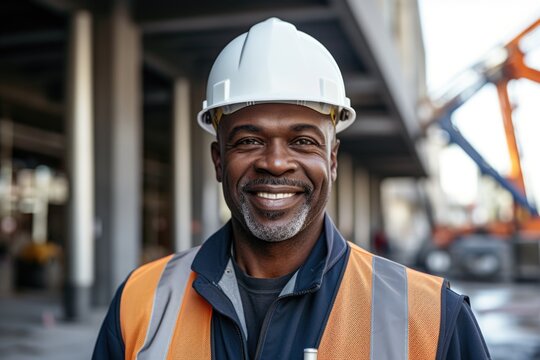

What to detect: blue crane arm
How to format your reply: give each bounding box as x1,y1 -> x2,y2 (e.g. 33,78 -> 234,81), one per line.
439,115 -> 538,216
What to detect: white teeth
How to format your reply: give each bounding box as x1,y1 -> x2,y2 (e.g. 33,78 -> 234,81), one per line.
256,192 -> 295,200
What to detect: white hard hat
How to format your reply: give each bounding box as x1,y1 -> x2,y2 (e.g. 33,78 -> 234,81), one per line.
197,17 -> 356,135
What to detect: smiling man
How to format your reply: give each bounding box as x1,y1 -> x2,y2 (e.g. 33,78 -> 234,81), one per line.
93,18 -> 490,360
212,104 -> 339,280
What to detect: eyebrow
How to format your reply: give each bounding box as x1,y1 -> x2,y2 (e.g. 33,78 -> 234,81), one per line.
291,124 -> 325,139
226,124 -> 261,142
225,123 -> 327,142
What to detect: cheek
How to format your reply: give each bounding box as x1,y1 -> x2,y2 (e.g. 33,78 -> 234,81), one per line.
221,157 -> 249,195
219,171 -> 240,215
303,158 -> 332,189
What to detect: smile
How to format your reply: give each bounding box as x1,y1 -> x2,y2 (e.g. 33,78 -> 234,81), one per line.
256,192 -> 296,200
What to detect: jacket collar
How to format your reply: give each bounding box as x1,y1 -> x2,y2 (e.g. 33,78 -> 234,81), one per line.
192,214 -> 348,293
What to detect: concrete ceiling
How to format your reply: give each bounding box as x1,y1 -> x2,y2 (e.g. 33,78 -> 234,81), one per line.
0,0 -> 426,177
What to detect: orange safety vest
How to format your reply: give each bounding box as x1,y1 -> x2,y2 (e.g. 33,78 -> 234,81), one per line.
120,243 -> 444,360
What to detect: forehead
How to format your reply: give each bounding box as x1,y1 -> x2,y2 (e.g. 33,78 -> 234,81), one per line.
217,103 -> 333,136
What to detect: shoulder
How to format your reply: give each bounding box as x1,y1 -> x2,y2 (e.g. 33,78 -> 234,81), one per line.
92,281 -> 127,359
347,241 -> 444,287
120,246 -> 201,312
347,241 -> 374,259
124,246 -> 201,292
120,251 -> 195,358
437,287 -> 491,360
119,256 -> 173,343
93,249 -> 201,359
118,254 -> 175,326
124,254 -> 175,291
346,241 -> 375,268
119,253 -> 175,325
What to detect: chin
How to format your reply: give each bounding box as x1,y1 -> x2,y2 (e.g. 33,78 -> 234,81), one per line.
241,203 -> 310,243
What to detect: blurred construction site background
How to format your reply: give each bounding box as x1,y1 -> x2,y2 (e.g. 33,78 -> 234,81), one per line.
0,0 -> 539,359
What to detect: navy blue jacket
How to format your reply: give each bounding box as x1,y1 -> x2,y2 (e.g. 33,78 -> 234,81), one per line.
93,216 -> 491,359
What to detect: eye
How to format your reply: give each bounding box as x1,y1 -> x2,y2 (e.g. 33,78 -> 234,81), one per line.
292,137 -> 318,146
236,138 -> 263,146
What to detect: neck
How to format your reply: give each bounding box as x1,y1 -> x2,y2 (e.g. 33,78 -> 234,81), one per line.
231,214 -> 324,278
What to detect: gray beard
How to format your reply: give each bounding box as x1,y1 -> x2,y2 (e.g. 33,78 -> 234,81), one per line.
240,195 -> 310,242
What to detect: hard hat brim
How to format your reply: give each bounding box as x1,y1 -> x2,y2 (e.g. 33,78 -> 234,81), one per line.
197,100 -> 356,136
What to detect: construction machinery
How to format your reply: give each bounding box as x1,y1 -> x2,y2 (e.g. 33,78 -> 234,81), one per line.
420,19 -> 540,281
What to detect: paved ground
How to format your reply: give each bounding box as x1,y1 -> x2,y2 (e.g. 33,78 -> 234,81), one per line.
0,292 -> 106,360
1,282 -> 539,359
453,281 -> 540,360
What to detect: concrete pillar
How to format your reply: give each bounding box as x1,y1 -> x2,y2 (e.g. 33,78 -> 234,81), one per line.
190,85 -> 204,245
395,0 -> 426,100
337,154 -> 354,239
64,10 -> 94,319
172,78 -> 192,252
93,1 -> 141,305
190,84 -> 221,244
353,167 -> 371,249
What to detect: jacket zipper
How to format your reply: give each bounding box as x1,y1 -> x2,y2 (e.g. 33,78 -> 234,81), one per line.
253,286 -> 319,360
210,308 -> 247,360
233,321 -> 247,360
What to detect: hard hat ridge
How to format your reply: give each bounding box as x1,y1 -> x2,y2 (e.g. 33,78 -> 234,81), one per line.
197,17 -> 356,135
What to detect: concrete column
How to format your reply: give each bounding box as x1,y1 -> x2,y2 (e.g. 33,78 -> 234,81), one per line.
190,84 -> 221,244
337,154 -> 354,239
395,0 -> 426,99
93,1 -> 141,304
172,78 -> 192,252
353,167 -> 371,249
64,10 -> 94,319
190,85 -> 204,245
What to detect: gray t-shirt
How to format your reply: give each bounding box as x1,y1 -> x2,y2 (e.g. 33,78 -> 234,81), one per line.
232,259 -> 294,359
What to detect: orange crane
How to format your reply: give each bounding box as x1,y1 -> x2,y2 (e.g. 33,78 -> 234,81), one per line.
420,19 -> 540,280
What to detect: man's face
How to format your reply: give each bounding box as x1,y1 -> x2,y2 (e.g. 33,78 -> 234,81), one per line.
211,103 -> 339,242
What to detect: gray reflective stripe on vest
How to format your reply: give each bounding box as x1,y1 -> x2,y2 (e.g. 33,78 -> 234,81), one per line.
370,256 -> 408,360
136,246 -> 200,360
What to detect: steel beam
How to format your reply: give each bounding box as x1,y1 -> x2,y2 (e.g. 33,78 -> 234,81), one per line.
11,123 -> 64,157
333,0 -> 427,175
0,83 -> 63,117
31,0 -> 86,13
140,5 -> 336,34
339,114 -> 400,137
345,75 -> 380,96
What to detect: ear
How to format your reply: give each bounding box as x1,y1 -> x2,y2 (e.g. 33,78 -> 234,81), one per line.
330,139 -> 340,182
211,141 -> 223,182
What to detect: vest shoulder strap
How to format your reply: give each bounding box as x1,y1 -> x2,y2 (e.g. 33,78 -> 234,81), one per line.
406,265 -> 444,360
120,247 -> 212,360
319,242 -> 444,360
121,254 -> 174,359
319,242 -> 373,359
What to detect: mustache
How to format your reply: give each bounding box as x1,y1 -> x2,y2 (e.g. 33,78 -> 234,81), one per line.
241,178 -> 313,194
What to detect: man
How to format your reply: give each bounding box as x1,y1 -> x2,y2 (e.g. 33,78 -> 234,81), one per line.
93,18 -> 490,359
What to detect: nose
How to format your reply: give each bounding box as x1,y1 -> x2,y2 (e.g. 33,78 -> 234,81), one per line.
254,140 -> 297,176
